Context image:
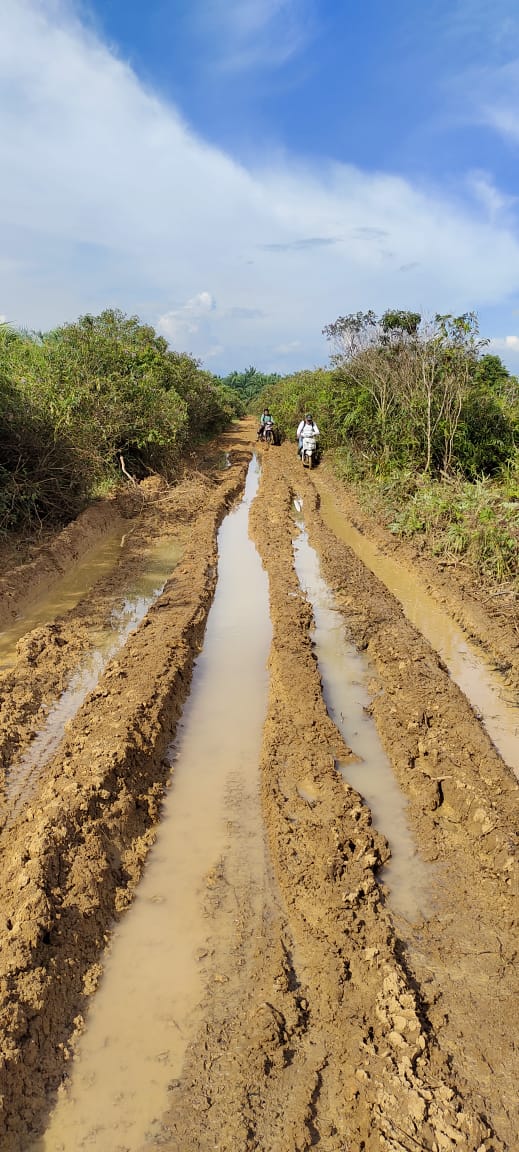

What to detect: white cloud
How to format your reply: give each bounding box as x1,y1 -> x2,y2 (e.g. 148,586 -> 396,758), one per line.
489,335 -> 519,353
274,340 -> 301,355
467,171 -> 517,222
487,335 -> 519,372
204,344 -> 225,360
480,59 -> 519,143
195,0 -> 312,71
1,0 -> 519,374
452,55 -> 519,144
158,292 -> 215,343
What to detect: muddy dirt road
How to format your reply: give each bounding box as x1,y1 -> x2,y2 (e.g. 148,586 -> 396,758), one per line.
0,420 -> 517,1152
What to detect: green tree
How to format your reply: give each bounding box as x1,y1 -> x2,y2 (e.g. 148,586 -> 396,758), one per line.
218,366 -> 283,405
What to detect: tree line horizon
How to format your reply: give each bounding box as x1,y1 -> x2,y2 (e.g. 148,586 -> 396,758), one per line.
1,306 -> 517,541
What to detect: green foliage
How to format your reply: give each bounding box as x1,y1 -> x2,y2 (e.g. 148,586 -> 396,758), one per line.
166,351 -> 242,439
254,368 -> 335,445
321,308 -> 515,478
388,476 -> 518,585
217,365 -> 282,406
39,310 -> 189,470
0,309 -> 236,535
381,309 -> 421,337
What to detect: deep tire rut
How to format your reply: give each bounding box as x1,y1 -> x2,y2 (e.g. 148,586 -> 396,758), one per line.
0,423 -> 516,1151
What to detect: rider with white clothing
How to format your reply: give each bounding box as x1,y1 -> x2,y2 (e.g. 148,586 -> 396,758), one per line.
297,414 -> 319,454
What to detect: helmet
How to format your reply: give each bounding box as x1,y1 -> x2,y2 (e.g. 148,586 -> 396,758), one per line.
305,413 -> 312,421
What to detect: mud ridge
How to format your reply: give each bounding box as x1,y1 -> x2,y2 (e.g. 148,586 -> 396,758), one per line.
313,465 -> 519,693
0,423 -> 517,1151
153,442 -> 506,1151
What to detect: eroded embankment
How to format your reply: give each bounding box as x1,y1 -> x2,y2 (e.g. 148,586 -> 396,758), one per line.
154,441 -> 512,1152
0,474 -> 215,799
0,431 -> 252,1150
0,499 -> 125,632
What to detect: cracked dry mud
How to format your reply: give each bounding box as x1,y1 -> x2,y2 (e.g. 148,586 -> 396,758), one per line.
0,419 -> 517,1152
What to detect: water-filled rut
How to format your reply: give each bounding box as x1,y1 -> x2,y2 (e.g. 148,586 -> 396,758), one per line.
5,538 -> 182,824
318,488 -> 519,777
37,458 -> 270,1151
0,422 -> 516,1152
292,502 -> 433,923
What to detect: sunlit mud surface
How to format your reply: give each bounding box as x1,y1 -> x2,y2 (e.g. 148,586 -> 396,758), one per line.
0,526 -> 126,669
5,538 -> 182,821
293,502 -> 433,922
1,426 -> 517,1152
319,489 -> 519,776
38,459 -> 271,1152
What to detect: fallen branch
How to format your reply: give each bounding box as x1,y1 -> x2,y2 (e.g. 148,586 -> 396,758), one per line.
119,454 -> 137,485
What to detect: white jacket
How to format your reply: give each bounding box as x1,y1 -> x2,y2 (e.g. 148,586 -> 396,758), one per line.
297,419 -> 319,438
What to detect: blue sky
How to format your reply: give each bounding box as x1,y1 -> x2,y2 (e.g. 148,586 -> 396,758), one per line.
1,0 -> 519,374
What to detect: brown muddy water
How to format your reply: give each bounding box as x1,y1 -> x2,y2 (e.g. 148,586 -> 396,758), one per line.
293,501 -> 433,923
5,538 -> 182,823
0,526 -> 127,669
319,490 -> 519,778
36,458 -> 271,1152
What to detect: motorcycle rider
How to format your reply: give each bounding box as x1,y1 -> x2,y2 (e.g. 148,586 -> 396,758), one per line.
296,413 -> 319,455
258,408 -> 274,440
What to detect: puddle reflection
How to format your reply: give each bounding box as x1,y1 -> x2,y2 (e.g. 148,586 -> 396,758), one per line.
293,507 -> 433,922
6,538 -> 182,820
37,457 -> 270,1152
0,527 -> 127,670
318,490 -> 519,779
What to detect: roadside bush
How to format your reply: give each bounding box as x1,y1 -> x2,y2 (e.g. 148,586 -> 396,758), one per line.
454,387 -> 515,478
322,309 -> 517,478
167,351 -> 243,440
0,309 -> 238,536
0,348 -> 83,531
388,476 -> 518,585
255,368 -> 336,445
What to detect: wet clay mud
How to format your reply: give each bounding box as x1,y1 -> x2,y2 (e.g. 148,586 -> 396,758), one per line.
0,420 -> 517,1151
37,458 -> 270,1151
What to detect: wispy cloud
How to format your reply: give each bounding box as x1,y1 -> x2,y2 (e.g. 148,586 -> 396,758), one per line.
1,0 -> 519,373
227,306 -> 265,320
158,293 -> 215,344
193,0 -> 313,72
351,227 -> 389,241
479,61 -> 519,143
261,237 -> 339,252
489,334 -> 519,353
467,171 -> 517,220
439,2 -> 519,145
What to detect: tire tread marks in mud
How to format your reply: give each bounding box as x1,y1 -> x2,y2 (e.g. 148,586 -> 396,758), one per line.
0,423 -> 515,1152
0,446 -> 252,1151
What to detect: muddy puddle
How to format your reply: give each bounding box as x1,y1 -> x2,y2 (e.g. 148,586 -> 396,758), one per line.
0,525 -> 127,669
293,501 -> 433,922
5,538 -> 182,821
318,490 -> 519,778
36,458 -> 271,1152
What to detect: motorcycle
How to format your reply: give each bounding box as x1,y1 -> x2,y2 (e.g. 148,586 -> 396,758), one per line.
258,420 -> 279,446
301,431 -> 320,468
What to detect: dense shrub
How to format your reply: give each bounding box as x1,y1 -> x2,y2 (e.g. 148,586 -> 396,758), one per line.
0,310 -> 238,534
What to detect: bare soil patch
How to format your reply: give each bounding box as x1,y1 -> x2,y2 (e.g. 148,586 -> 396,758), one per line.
0,422 -> 517,1151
